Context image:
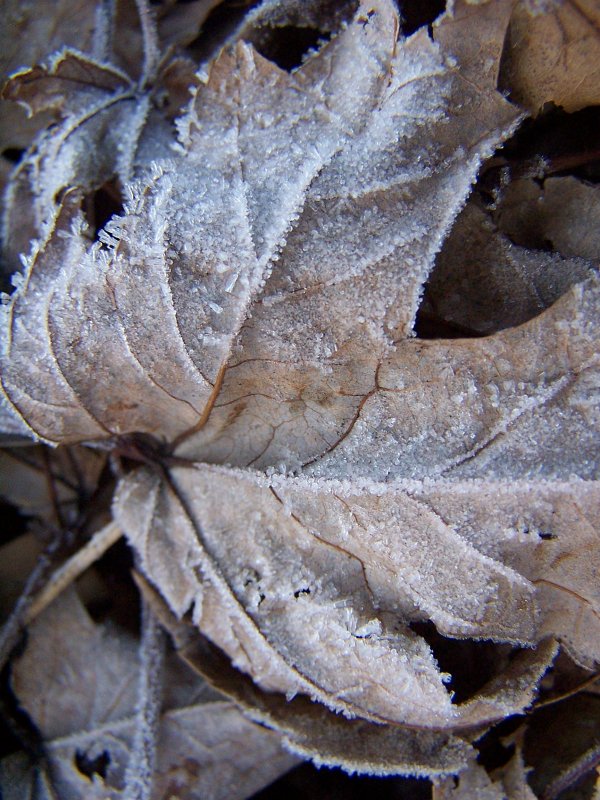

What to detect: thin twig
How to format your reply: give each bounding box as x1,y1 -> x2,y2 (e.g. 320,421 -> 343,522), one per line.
542,743 -> 600,800
123,596 -> 166,800
40,447 -> 64,529
92,0 -> 115,62
533,671 -> 600,710
23,520 -> 123,625
0,529 -> 70,671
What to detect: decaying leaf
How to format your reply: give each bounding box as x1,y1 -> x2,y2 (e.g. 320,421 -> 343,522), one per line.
0,0 -> 99,208
1,1 -> 203,269
432,748 -> 539,800
419,198 -> 595,336
500,0 -> 600,114
1,0 -> 599,794
0,590 -> 297,800
493,175 -> 600,263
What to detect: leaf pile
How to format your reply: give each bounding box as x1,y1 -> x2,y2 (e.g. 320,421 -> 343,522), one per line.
1,1 -> 599,798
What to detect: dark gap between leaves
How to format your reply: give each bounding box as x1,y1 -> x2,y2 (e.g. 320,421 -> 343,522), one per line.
188,1 -> 263,64
0,662 -> 44,762
523,694 -> 600,800
251,26 -> 330,71
413,303 -> 483,340
0,500 -> 29,547
409,621 -> 514,704
249,761 -> 432,800
475,716 -> 522,772
479,105 -> 600,201
415,105 -> 600,341
396,0 -> 446,36
83,180 -> 124,242
82,536 -> 140,634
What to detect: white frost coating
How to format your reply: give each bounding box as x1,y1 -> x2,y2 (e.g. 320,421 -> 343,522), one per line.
3,0 -> 599,776
113,462 -> 569,730
5,591 -> 296,800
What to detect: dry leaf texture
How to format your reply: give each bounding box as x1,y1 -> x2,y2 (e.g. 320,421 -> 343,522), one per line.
1,0 -> 599,780
0,590 -> 296,800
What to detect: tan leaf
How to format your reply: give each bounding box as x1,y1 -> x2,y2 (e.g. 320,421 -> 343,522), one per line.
500,0 -> 600,114
139,573 -> 477,777
420,199 -> 595,336
494,176 -> 600,263
1,0 -> 598,782
1,590 -> 297,800
113,464 -> 559,730
1,0 -> 519,453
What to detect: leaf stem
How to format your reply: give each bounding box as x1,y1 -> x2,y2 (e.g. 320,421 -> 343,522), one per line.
542,743 -> 600,800
123,596 -> 166,800
135,0 -> 160,88
23,520 -> 123,625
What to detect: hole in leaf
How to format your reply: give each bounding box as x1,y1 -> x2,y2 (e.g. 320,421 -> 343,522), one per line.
293,587 -> 311,598
396,0 -> 446,36
1,148 -> 25,165
75,748 -> 110,779
409,621 -> 514,704
252,26 -> 330,71
83,180 -> 124,242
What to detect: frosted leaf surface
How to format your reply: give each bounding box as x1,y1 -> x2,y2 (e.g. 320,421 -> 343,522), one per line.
413,480 -> 600,668
2,0 -> 599,778
2,0 -> 520,451
1,590 -> 297,800
2,21 -> 200,268
142,575 -> 477,776
113,463 -> 559,729
306,274 -> 600,481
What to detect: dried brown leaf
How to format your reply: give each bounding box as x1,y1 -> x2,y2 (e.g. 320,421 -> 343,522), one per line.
500,0 -> 600,114
0,590 -> 297,800
0,0 -> 598,784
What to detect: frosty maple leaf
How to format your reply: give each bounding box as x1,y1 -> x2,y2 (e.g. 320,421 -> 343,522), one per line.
1,0 -> 599,782
1,0 -> 202,269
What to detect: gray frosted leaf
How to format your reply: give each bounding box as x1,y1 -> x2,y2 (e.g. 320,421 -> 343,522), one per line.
113,464 -> 559,730
2,0 -> 599,781
2,18 -> 200,270
2,0 -> 520,454
2,590 -> 296,800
